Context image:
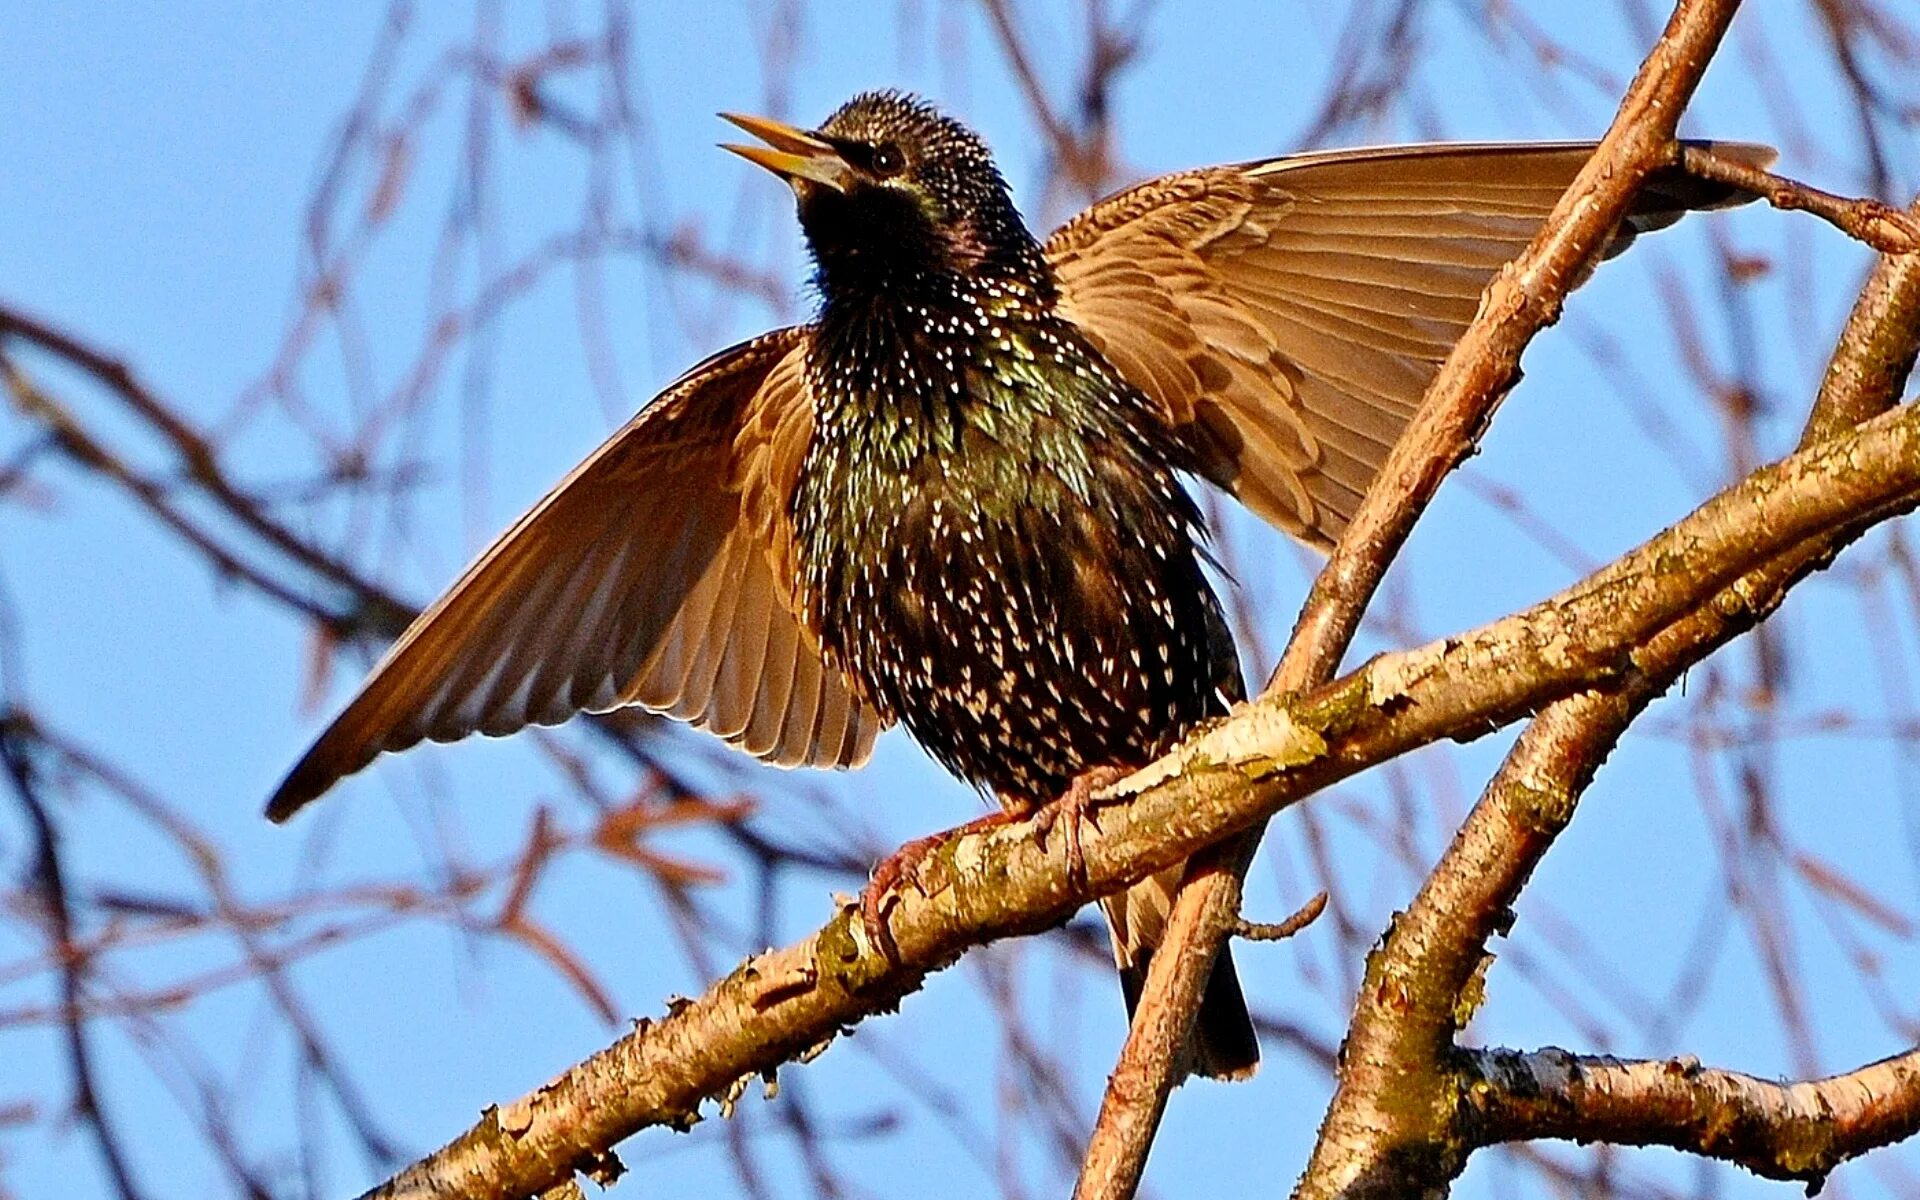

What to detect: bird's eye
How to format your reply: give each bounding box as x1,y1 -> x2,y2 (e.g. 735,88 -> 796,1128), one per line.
869,142 -> 906,177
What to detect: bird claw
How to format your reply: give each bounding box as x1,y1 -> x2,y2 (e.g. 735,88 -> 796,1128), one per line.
1034,765 -> 1131,890
857,769 -> 1129,961
858,811 -> 1018,965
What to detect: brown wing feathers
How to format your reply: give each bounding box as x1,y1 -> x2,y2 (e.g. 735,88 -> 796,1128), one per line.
266,330 -> 886,821
1049,141 -> 1771,548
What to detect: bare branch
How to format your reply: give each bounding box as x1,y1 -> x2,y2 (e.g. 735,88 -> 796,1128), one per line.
1463,1045 -> 1920,1189
1,717 -> 151,1200
0,303 -> 415,636
1681,145 -> 1920,253
1235,892 -> 1328,943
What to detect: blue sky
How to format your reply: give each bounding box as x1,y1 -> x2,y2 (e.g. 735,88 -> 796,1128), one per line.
3,4 -> 1918,1198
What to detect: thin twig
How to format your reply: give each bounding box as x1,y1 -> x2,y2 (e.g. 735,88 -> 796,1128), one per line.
1,718 -> 151,1200
1681,145 -> 1920,253
1234,892 -> 1328,943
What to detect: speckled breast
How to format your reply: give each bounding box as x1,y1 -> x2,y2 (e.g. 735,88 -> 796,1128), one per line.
795,321 -> 1241,807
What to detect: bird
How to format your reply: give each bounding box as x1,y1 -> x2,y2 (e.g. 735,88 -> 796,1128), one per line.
266,90 -> 1769,1081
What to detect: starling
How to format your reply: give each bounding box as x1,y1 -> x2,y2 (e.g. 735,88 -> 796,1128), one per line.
267,91 -> 1768,1081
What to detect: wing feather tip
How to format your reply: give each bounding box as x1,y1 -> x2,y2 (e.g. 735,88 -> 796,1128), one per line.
845,717 -> 881,769
264,760 -> 331,823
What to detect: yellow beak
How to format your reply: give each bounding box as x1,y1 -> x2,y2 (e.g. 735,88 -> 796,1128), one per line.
720,112 -> 852,193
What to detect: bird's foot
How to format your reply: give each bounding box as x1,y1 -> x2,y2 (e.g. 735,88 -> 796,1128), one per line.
859,810 -> 1018,964
1034,765 -> 1133,890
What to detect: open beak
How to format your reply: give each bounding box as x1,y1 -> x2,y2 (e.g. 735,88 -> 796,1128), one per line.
720,112 -> 852,193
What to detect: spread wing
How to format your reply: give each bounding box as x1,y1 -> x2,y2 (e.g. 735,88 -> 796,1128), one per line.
267,328 -> 888,821
1047,141 -> 1773,548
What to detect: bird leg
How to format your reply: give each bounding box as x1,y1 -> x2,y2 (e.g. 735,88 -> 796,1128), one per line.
859,810 -> 1019,964
1032,764 -> 1133,891
857,765 -> 1133,962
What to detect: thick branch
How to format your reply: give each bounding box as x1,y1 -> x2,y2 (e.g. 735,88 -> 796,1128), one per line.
1077,2 -> 1748,1193
1462,1045 -> 1920,1187
363,400 -> 1920,1200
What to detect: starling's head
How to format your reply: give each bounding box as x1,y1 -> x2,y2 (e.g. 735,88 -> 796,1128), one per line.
724,92 -> 1040,297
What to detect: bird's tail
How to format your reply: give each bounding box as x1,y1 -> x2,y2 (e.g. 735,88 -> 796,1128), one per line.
1101,865 -> 1260,1081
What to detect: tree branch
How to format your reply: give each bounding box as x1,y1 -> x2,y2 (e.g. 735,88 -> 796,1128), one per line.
1,719 -> 150,1200
0,301 -> 416,636
1462,1045 -> 1920,1188
1680,145 -> 1920,254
